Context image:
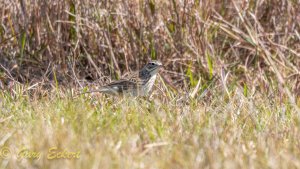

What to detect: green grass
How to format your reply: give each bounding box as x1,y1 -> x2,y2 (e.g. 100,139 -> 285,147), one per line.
1,85 -> 299,169
0,0 -> 300,168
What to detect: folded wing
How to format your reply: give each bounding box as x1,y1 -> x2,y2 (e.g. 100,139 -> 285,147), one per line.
98,79 -> 138,95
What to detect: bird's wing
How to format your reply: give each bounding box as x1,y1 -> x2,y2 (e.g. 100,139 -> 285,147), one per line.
123,71 -> 150,86
98,79 -> 137,95
122,71 -> 138,80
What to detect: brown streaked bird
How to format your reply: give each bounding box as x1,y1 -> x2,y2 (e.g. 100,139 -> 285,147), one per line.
97,60 -> 163,96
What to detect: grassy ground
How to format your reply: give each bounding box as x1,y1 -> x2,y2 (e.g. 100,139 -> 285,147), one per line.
0,82 -> 300,168
1,0 -> 300,168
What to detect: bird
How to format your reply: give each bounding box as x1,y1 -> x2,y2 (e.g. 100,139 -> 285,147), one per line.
96,60 -> 163,96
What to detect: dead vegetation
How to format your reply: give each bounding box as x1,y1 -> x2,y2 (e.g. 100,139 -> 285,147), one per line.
0,0 -> 300,168
0,0 -> 299,95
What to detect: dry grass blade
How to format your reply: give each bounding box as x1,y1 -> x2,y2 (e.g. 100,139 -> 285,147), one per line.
1,0 -> 300,168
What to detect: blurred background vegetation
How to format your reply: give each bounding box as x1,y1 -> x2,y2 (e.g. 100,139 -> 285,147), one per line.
0,0 -> 299,99
1,1 -> 300,168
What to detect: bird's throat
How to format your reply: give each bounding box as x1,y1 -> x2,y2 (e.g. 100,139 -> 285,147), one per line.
143,74 -> 157,94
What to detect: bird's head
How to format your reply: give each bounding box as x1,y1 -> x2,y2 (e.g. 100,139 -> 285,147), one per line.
142,60 -> 163,76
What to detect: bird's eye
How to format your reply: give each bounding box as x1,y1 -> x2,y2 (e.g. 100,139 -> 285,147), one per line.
151,63 -> 155,65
